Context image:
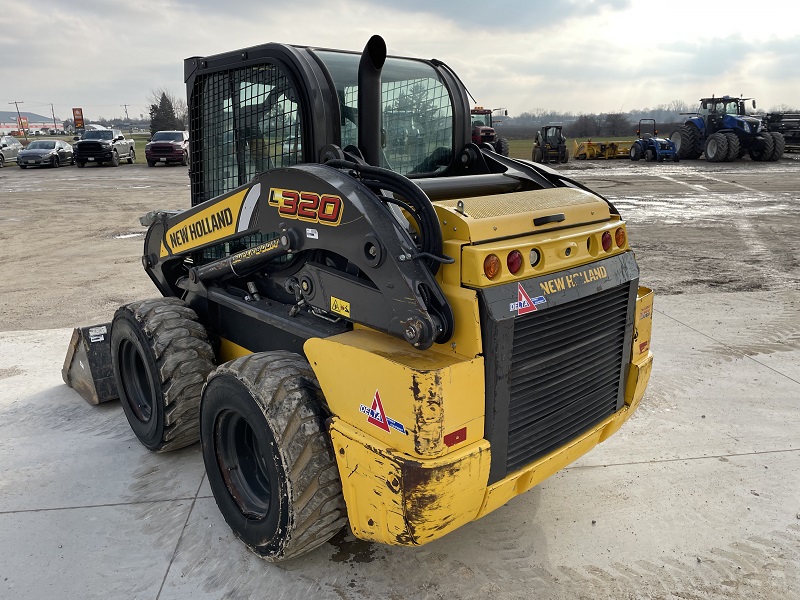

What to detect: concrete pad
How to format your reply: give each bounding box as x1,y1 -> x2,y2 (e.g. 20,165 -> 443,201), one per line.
1,291 -> 799,599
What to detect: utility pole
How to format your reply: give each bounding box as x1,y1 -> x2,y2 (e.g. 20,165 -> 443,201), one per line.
121,104 -> 130,132
9,101 -> 27,141
50,103 -> 59,134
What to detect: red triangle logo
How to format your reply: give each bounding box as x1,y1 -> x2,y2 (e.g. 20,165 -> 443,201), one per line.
517,283 -> 538,315
367,390 -> 390,432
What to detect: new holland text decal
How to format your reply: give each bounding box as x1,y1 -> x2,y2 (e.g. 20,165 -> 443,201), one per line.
510,282 -> 546,315
360,390 -> 406,434
160,183 -> 262,257
539,265 -> 608,295
268,187 -> 343,226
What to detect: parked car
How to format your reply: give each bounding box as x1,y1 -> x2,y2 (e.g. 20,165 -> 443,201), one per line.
145,130 -> 189,166
17,139 -> 75,168
0,136 -> 24,167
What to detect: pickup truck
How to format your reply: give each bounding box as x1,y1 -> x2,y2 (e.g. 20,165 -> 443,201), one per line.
74,129 -> 135,167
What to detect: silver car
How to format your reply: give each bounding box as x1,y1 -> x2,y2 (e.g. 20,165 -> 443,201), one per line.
17,139 -> 75,168
0,136 -> 23,167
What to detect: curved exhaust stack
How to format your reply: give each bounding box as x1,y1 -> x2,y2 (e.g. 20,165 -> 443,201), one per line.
358,35 -> 387,167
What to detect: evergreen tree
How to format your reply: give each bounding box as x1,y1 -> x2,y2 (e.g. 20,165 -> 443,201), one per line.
149,92 -> 180,136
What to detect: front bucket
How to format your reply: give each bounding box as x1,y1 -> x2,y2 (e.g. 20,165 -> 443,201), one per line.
62,324 -> 119,405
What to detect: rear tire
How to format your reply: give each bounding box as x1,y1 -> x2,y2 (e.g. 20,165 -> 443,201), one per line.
704,133 -> 729,162
671,124 -> 702,159
111,298 -> 215,452
201,352 -> 347,561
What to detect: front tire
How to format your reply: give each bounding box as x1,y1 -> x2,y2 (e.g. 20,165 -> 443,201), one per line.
52,156 -> 60,168
533,146 -> 543,163
0,155 -> 5,168
77,160 -> 85,168
630,143 -> 643,161
724,133 -> 740,162
110,150 -> 120,167
749,133 -> 774,161
181,151 -> 188,166
111,298 -> 215,452
494,137 -> 510,157
201,352 -> 347,561
769,132 -> 785,161
127,148 -> 136,164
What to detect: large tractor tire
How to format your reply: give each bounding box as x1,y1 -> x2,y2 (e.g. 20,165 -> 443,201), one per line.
671,124 -> 702,160
494,137 -> 510,157
724,133 -> 740,162
111,297 -> 215,452
749,133 -> 774,161
769,132 -> 785,161
704,133 -> 729,162
201,352 -> 347,561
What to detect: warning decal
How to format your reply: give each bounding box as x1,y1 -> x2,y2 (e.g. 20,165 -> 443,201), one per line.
330,296 -> 351,318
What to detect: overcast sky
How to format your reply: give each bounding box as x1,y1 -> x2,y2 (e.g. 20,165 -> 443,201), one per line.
2,0 -> 798,123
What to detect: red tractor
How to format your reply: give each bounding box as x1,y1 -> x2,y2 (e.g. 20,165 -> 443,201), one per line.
471,106 -> 510,156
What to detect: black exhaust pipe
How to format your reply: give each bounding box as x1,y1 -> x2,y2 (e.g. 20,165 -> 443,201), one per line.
358,35 -> 386,167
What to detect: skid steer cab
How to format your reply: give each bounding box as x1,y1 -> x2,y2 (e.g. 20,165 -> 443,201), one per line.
65,35 -> 654,561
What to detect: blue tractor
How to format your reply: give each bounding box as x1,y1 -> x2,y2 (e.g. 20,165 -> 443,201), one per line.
630,119 -> 678,162
670,95 -> 785,162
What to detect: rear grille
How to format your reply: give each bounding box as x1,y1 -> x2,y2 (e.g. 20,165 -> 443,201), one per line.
505,283 -> 630,473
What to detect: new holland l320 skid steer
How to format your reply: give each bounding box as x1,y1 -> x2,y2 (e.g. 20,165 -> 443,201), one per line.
66,35 -> 653,560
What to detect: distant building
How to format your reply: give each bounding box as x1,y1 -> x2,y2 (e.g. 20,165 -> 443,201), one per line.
0,110 -> 64,135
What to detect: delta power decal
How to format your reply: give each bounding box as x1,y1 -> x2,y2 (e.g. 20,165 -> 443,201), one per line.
360,390 -> 406,434
510,282 -> 546,315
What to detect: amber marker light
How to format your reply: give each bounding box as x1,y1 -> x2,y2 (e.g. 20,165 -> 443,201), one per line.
507,250 -> 523,274
615,227 -> 626,248
484,254 -> 501,279
602,231 -> 612,252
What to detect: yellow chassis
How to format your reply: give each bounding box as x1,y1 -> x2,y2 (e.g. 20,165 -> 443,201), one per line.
306,287 -> 654,546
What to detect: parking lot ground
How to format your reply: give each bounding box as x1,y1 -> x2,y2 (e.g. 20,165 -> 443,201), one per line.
1,289 -> 798,599
1,158 -> 799,598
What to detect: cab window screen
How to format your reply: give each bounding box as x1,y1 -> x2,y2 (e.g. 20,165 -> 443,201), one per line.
314,51 -> 453,176
190,64 -> 301,205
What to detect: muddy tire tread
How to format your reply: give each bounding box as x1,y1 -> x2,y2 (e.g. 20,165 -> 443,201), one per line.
208,352 -> 347,560
121,297 -> 215,451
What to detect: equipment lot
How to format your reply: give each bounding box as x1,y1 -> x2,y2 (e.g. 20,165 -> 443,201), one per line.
1,160 -> 798,599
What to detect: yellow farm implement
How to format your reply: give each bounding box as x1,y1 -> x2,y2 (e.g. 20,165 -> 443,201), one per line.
573,139 -> 634,159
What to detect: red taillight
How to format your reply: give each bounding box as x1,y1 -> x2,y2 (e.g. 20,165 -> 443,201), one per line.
602,231 -> 612,252
507,250 -> 523,274
484,254 -> 501,279
615,227 -> 626,247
